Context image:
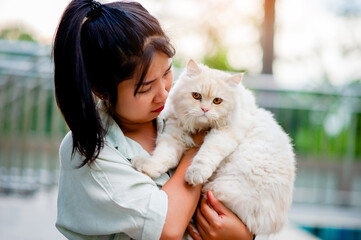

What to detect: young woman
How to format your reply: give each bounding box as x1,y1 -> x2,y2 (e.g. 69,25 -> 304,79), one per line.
53,0 -> 254,239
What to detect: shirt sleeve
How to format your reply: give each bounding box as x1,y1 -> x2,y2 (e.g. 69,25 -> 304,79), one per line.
56,137 -> 168,240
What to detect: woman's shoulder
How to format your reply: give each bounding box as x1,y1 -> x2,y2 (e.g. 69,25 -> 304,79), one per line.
59,131 -> 80,168
59,131 -> 73,155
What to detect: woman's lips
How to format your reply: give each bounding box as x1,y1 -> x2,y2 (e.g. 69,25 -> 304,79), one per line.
152,105 -> 164,113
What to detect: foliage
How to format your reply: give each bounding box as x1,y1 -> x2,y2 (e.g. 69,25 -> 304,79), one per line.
260,92 -> 361,162
0,26 -> 36,42
202,48 -> 246,72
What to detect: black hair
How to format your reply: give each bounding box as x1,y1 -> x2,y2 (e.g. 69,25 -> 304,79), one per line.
53,0 -> 175,167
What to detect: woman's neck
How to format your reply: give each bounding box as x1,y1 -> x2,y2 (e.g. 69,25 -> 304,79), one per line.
119,120 -> 155,135
115,118 -> 157,154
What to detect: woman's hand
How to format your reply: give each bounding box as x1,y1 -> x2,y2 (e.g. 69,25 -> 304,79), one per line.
187,191 -> 254,240
192,130 -> 208,146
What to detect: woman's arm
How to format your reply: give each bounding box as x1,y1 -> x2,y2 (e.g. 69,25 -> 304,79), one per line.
160,147 -> 202,240
188,191 -> 254,240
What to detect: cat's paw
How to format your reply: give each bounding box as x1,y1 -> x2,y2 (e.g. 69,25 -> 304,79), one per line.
132,156 -> 163,179
132,156 -> 151,175
185,164 -> 213,186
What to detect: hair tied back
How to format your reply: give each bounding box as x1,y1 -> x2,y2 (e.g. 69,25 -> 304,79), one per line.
87,0 -> 102,19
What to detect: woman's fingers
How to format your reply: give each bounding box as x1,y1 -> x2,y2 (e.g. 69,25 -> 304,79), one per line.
196,221 -> 208,240
187,224 -> 202,240
206,190 -> 229,216
193,193 -> 255,240
196,203 -> 211,229
199,194 -> 220,225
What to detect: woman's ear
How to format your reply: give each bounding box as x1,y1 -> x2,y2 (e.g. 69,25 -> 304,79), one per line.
92,90 -> 107,100
226,73 -> 244,86
186,59 -> 201,76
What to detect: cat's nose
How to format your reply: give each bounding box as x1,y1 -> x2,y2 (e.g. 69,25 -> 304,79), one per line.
201,108 -> 209,113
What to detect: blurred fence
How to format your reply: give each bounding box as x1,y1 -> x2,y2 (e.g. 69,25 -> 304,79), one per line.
244,77 -> 361,208
0,40 -> 67,195
0,39 -> 360,208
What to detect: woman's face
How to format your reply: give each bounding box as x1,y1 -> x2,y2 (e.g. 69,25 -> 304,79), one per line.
114,51 -> 173,125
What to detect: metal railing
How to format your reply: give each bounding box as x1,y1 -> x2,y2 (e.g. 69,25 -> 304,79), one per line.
0,40 -> 67,194
245,79 -> 361,208
0,40 -> 360,209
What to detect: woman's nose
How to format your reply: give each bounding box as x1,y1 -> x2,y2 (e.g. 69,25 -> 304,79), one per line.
153,81 -> 168,103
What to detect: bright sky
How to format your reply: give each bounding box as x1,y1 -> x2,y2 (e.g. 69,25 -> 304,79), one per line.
0,0 -> 155,43
0,0 -> 71,43
1,0 -> 360,88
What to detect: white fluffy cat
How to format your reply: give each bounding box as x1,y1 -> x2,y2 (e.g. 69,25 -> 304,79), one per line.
133,59 -> 296,237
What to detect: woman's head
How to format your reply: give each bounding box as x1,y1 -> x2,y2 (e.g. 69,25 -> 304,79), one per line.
114,51 -> 173,127
53,0 -> 175,166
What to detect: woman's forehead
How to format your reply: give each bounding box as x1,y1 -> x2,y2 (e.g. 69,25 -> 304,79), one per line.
145,52 -> 172,81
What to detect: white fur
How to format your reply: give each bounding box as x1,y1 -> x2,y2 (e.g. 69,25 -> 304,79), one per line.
133,60 -> 296,236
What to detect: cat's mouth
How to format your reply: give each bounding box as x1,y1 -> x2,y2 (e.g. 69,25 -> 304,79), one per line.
199,113 -> 211,122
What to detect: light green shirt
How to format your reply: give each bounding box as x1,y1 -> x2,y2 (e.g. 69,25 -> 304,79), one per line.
56,103 -> 169,240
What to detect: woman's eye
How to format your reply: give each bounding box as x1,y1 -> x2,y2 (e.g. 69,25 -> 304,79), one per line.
213,98 -> 222,104
164,70 -> 171,77
192,92 -> 202,100
138,87 -> 152,94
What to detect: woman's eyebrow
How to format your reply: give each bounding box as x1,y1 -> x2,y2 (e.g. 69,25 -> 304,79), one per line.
165,63 -> 173,73
143,63 -> 173,85
142,79 -> 155,86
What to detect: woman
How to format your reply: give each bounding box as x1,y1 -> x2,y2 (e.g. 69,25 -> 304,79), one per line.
53,0 -> 254,239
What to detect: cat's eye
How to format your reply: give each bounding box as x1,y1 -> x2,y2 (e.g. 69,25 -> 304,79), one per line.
192,92 -> 202,100
213,98 -> 223,104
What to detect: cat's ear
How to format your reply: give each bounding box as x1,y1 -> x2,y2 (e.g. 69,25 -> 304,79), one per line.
226,73 -> 244,86
186,59 -> 201,76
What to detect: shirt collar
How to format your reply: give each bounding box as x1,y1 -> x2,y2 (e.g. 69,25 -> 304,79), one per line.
97,100 -> 165,157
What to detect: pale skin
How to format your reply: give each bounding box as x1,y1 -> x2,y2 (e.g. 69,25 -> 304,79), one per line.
106,51 -> 253,240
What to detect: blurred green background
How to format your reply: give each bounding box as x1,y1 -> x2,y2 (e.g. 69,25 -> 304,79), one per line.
0,0 -> 361,239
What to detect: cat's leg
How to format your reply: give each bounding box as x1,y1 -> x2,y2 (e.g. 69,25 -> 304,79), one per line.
133,124 -> 188,178
185,128 -> 240,185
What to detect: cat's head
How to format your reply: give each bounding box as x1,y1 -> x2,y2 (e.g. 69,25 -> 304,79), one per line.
168,59 -> 246,132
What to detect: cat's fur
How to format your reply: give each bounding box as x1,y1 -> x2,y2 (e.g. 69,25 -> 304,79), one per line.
133,60 -> 296,236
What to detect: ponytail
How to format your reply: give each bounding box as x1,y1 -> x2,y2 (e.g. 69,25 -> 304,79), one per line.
53,0 -> 175,167
53,0 -> 105,167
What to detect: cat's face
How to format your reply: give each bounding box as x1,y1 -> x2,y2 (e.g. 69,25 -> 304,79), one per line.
170,60 -> 243,130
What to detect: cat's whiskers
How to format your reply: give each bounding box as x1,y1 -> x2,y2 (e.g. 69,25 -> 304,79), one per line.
184,111 -> 194,117
182,112 -> 197,132
214,119 -> 221,129
210,118 -> 220,129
